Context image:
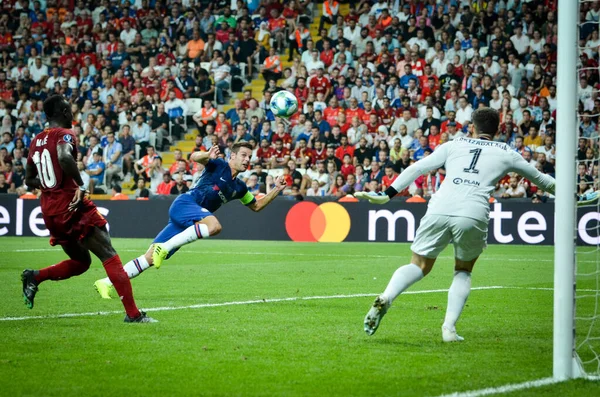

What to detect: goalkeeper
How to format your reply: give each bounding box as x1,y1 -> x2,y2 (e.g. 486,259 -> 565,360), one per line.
357,107 -> 599,340
94,142 -> 286,299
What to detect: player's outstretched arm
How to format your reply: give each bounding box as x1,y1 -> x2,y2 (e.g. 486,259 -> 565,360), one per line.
247,175 -> 286,212
509,151 -> 556,195
190,145 -> 220,164
355,144 -> 449,204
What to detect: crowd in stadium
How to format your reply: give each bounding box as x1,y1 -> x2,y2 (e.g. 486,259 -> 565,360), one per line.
0,0 -> 597,201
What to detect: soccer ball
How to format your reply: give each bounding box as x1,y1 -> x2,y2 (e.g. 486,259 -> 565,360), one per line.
270,90 -> 299,118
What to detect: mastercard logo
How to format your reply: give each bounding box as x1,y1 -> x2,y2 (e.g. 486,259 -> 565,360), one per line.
285,202 -> 351,242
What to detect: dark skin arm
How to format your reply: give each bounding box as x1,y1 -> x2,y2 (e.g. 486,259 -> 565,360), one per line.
57,143 -> 86,210
25,162 -> 42,189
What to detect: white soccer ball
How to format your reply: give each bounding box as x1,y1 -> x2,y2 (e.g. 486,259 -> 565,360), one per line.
270,90 -> 299,118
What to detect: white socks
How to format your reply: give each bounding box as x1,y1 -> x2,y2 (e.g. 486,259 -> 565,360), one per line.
162,223 -> 210,252
443,271 -> 472,330
103,255 -> 150,286
381,264 -> 424,303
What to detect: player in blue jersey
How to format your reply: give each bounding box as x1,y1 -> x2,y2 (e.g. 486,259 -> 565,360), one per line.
93,142 -> 286,298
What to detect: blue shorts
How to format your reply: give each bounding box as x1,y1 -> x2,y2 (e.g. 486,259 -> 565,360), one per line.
153,194 -> 213,258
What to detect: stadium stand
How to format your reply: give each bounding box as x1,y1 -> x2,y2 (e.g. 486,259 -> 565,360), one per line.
0,0 -> 591,202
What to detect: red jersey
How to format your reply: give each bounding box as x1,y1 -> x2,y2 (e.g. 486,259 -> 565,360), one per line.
377,108 -> 395,125
411,59 -> 426,76
340,164 -> 355,178
271,148 -> 291,163
309,76 -> 331,95
27,128 -> 78,216
156,181 -> 175,195
294,87 -> 309,104
335,145 -> 355,161
293,147 -> 316,164
366,121 -> 380,135
320,49 -> 335,67
272,133 -> 293,147
361,109 -> 377,124
440,120 -> 463,133
381,174 -> 398,189
419,74 -> 439,89
314,148 -> 327,161
256,147 -> 272,161
269,17 -> 286,32
323,106 -> 341,127
338,122 -> 351,135
345,107 -> 364,122
428,133 -> 441,150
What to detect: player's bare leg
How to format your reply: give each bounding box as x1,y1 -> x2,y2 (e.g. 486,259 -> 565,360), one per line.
442,257 -> 477,342
84,226 -> 156,323
364,253 -> 435,335
95,216 -> 223,298
22,242 -> 92,309
152,216 -> 222,269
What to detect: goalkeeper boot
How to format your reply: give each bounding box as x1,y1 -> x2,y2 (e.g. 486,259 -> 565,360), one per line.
442,326 -> 464,342
124,311 -> 158,323
94,278 -> 114,299
578,190 -> 600,206
354,191 -> 390,205
364,295 -> 390,336
152,243 -> 169,269
21,269 -> 39,309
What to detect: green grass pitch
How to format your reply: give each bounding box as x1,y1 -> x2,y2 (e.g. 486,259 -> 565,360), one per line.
0,237 -> 598,396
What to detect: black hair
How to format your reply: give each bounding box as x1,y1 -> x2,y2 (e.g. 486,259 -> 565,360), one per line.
472,108 -> 500,137
113,185 -> 122,193
43,94 -> 68,119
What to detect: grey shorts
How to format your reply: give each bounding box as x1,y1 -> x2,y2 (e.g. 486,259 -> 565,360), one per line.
411,214 -> 488,261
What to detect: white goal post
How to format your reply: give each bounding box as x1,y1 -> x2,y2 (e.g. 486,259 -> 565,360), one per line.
553,0 -> 579,380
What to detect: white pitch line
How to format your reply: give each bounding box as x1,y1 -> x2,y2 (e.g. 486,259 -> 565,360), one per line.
434,375 -> 600,397
3,248 -> 595,263
434,377 -> 560,397
0,286 -> 584,322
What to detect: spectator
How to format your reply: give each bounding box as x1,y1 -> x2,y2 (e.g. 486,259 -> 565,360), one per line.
170,173 -> 190,195
502,176 -> 527,199
110,185 -> 129,200
87,150 -> 106,194
103,131 -> 123,189
134,145 -> 157,184
148,156 -> 166,194
0,173 -> 8,194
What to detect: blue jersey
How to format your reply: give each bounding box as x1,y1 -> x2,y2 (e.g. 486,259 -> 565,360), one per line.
187,159 -> 255,212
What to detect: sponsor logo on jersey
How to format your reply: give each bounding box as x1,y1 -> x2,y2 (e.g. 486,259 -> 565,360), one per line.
63,134 -> 73,143
452,177 -> 480,186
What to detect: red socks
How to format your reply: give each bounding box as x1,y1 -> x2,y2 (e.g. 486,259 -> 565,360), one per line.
102,255 -> 141,319
35,259 -> 90,283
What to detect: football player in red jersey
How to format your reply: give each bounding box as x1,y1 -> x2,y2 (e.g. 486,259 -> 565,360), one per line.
21,95 -> 155,323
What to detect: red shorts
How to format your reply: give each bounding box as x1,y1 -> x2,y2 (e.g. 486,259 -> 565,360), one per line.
43,199 -> 107,246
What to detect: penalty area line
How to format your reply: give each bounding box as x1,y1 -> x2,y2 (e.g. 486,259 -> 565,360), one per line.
0,286 -> 568,322
434,376 -> 600,397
